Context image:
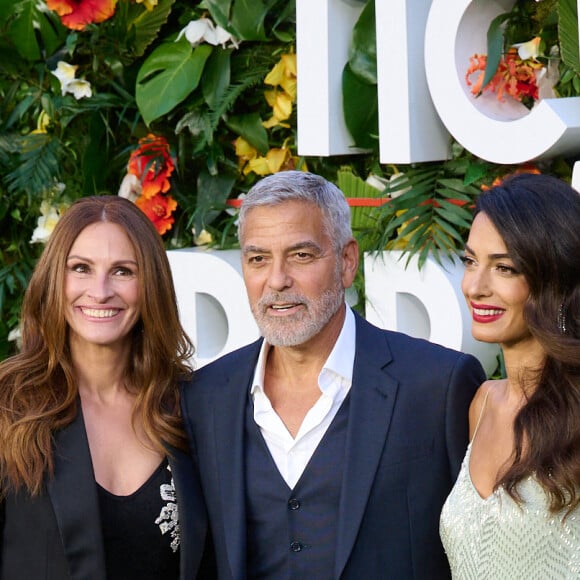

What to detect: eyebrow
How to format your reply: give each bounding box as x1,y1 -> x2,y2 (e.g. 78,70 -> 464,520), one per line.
464,244 -> 510,260
66,255 -> 138,266
243,241 -> 323,255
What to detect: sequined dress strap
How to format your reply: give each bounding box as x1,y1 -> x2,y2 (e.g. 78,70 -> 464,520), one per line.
470,388 -> 489,443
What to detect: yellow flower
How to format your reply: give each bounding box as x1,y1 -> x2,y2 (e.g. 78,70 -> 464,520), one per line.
262,52 -> 297,128
245,156 -> 271,176
31,111 -> 51,134
135,0 -> 158,10
263,89 -> 293,126
234,136 -> 258,160
245,146 -> 303,177
264,53 -> 297,99
234,136 -> 259,173
192,228 -> 213,246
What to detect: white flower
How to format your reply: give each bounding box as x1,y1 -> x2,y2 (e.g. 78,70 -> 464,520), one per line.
225,192 -> 246,229
8,327 -> 22,350
365,174 -> 389,192
51,61 -> 77,89
118,173 -> 142,203
30,200 -> 62,244
515,37 -> 541,61
65,79 -> 92,99
51,61 -> 92,100
177,18 -> 239,49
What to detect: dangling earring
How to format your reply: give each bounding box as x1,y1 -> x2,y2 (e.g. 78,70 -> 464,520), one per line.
558,304 -> 567,334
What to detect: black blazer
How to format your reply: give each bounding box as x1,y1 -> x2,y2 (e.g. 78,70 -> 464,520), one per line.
181,312 -> 486,579
0,407 -> 212,580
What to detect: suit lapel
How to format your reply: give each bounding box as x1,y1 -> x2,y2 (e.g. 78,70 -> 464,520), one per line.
334,315 -> 399,578
47,406 -> 107,580
213,342 -> 261,579
169,445 -> 208,580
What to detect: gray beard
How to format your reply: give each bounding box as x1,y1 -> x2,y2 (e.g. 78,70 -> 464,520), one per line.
252,286 -> 344,347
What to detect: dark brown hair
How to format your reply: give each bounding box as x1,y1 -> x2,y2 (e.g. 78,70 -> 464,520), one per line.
475,173 -> 580,514
0,196 -> 194,495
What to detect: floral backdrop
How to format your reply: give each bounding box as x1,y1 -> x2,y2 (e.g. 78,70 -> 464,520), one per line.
0,0 -> 579,357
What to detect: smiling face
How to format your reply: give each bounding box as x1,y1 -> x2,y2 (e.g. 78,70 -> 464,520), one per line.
461,212 -> 532,348
241,200 -> 358,349
64,221 -> 141,353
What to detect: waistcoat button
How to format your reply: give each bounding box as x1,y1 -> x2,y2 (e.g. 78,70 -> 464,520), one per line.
288,498 -> 301,510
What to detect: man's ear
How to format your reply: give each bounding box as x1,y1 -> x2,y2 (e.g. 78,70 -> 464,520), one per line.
341,238 -> 359,288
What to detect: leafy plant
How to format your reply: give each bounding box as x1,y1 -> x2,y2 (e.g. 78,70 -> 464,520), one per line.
0,0 -> 298,354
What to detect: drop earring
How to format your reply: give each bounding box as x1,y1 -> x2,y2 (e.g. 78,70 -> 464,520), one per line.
558,304 -> 567,334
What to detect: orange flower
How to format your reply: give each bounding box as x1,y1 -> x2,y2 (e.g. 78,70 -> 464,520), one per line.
46,0 -> 118,31
136,193 -> 177,235
127,134 -> 175,199
466,48 -> 543,107
481,165 -> 541,190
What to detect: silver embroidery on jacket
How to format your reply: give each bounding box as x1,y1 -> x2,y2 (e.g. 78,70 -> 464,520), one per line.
155,464 -> 180,552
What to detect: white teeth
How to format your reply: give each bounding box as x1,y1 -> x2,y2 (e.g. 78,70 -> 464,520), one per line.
473,307 -> 503,316
271,305 -> 293,311
81,308 -> 119,318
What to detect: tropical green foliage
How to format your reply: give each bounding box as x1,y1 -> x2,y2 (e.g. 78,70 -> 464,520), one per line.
0,0 -> 297,355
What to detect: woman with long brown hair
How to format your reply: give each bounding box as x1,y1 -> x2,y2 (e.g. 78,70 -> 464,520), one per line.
440,173 -> 580,577
0,196 -> 213,579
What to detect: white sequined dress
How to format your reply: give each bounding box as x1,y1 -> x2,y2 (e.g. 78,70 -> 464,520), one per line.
440,442 -> 580,579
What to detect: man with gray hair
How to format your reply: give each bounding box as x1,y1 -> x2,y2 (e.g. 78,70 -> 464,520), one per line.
181,170 -> 485,579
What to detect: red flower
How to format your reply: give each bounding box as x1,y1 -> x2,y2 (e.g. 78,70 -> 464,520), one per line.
128,134 -> 175,199
466,48 -> 542,108
136,193 -> 178,235
46,0 -> 118,31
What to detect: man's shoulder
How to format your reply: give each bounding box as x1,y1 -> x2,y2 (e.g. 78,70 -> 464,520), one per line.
181,338 -> 262,407
355,312 -> 477,365
190,338 -> 262,383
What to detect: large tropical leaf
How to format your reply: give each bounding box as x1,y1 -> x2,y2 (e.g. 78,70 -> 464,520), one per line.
481,13 -> 510,91
342,0 -> 378,149
203,0 -> 232,32
558,0 -> 580,72
336,167 -> 386,236
202,48 -> 232,109
127,0 -> 176,57
136,40 -> 213,126
204,0 -> 278,40
342,64 -> 378,150
230,0 -> 277,41
348,0 -> 376,84
366,166 -> 480,268
225,112 -> 269,154
193,169 -> 237,234
6,0 -> 66,62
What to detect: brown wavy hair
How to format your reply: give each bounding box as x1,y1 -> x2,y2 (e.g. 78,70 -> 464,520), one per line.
475,173 -> 580,515
0,196 -> 194,495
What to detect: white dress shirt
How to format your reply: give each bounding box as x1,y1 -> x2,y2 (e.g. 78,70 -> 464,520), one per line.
250,306 -> 356,489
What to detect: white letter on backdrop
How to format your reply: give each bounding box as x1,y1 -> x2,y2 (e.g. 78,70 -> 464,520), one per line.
296,0 -> 366,155
376,0 -> 449,163
364,251 -> 499,376
425,0 -> 580,164
167,248 -> 259,367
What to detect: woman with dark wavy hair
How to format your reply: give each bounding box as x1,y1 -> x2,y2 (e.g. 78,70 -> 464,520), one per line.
440,173 -> 580,577
0,196 -> 213,579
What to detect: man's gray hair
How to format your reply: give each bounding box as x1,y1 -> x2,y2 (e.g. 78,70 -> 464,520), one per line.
238,170 -> 353,251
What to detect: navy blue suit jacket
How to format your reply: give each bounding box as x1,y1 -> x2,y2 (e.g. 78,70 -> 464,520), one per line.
181,312 -> 485,579
0,407 -> 212,580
